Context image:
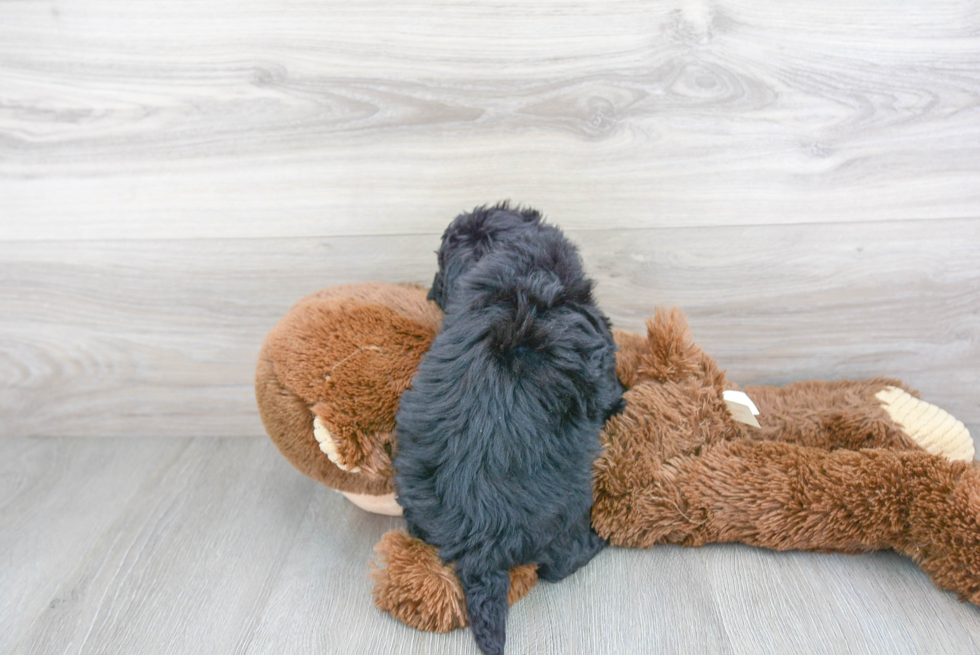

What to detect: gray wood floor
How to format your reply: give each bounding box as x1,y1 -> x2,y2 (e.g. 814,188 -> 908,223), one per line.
2,0 -> 980,652
5,437 -> 980,655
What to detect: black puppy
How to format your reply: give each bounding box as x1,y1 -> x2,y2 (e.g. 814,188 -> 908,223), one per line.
394,203 -> 624,655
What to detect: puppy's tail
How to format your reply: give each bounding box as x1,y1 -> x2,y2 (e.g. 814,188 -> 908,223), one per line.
458,560 -> 511,655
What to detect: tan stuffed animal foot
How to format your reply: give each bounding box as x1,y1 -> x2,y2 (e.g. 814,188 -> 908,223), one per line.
370,530 -> 538,632
876,386 -> 974,461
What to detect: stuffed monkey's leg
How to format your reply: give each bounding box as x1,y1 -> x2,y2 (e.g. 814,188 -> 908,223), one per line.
602,440 -> 980,604
370,530 -> 537,633
736,378 -> 974,461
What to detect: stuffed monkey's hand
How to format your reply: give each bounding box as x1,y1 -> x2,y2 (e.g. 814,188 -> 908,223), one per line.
370,530 -> 538,632
311,404 -> 395,479
313,414 -> 361,473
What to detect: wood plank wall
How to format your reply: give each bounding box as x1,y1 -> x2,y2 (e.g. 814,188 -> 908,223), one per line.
2,0 -> 978,438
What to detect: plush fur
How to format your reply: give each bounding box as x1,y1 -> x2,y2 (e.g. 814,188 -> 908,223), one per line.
393,205 -> 623,655
255,283 -> 980,638
256,282 -> 442,496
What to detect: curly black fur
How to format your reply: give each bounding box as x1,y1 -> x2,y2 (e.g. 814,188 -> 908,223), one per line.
426,201 -> 545,310
395,203 -> 624,655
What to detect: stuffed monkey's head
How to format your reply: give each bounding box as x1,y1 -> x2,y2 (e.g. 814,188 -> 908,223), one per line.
256,283 -> 442,511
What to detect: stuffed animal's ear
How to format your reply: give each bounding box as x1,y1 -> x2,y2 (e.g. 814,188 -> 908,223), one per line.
614,307 -> 713,387
643,307 -> 700,380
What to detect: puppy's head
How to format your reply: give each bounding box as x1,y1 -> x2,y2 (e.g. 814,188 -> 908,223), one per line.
428,201 -> 543,309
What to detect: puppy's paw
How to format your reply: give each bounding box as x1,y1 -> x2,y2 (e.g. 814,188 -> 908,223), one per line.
313,415 -> 362,473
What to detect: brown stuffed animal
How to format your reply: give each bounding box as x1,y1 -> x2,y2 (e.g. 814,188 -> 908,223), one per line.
256,282 -> 978,634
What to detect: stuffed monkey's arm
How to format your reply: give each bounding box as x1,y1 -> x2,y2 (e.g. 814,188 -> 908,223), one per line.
597,439 -> 980,604
370,530 -> 538,632
734,378 -> 974,461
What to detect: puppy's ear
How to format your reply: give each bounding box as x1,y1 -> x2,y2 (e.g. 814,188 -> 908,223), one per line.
430,250 -> 472,311
429,234 -> 453,308
426,271 -> 443,305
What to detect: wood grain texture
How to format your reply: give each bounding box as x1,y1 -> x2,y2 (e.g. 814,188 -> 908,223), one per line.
1,219 -> 977,439
706,546 -> 980,654
5,437 -> 980,655
3,1 -> 978,651
6,438 -> 314,655
2,0 -> 979,239
0,438 -> 181,654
